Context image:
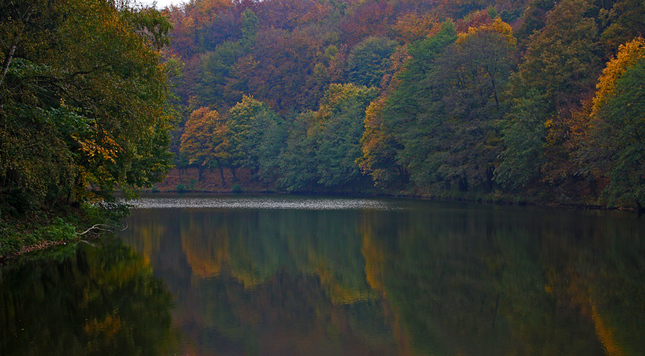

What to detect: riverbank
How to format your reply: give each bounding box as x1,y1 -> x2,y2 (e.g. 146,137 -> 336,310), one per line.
149,167 -> 621,212
0,169 -> 626,263
0,203 -> 127,263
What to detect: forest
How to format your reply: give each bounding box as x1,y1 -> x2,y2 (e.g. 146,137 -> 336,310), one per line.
1,0 -> 644,251
0,0 -> 174,253
164,0 -> 645,208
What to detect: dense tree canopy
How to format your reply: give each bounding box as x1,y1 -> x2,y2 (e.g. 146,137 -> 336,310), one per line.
581,37 -> 645,206
0,0 -> 173,216
28,0 -> 636,208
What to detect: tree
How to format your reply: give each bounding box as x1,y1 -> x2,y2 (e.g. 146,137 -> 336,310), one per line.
179,107 -> 230,183
512,0 -> 601,112
0,0 -> 173,214
381,21 -> 459,192
505,0 -> 602,194
227,95 -> 284,182
314,84 -> 378,189
424,19 -> 515,192
278,84 -> 377,191
581,37 -> 645,206
495,89 -> 549,190
380,18 -> 516,193
600,0 -> 645,56
277,112 -> 319,191
358,97 -> 407,189
346,36 -> 398,88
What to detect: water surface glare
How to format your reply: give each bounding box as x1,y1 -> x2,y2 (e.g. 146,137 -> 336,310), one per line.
128,195 -> 398,210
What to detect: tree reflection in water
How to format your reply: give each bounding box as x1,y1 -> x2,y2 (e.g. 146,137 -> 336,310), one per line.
0,238 -> 178,356
116,200 -> 645,355
14,196 -> 640,356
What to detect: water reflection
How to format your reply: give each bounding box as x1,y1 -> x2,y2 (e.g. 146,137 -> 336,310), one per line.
121,203 -> 398,355
0,239 -> 178,356
5,196 -> 642,355
116,197 -> 645,355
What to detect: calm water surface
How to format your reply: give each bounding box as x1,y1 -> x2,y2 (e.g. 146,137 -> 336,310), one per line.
2,194 -> 645,355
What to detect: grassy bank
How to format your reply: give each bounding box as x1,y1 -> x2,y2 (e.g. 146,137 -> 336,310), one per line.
0,202 -> 129,262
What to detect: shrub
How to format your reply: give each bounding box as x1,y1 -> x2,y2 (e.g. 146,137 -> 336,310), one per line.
232,184 -> 242,194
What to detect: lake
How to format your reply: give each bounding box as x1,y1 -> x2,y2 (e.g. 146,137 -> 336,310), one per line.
2,194 -> 645,355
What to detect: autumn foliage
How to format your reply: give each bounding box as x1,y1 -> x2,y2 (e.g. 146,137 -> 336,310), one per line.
160,0 -> 645,207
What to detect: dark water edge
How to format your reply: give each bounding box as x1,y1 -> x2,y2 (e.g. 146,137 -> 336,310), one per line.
2,196 -> 645,355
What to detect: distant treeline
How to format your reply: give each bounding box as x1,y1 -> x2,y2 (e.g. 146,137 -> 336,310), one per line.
2,0 -> 643,218
166,0 -> 645,208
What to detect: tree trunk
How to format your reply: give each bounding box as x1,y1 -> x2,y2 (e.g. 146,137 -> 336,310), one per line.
0,38 -> 18,88
214,158 -> 226,185
0,3 -> 34,88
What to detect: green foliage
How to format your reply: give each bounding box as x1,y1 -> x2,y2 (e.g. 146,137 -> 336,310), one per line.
314,84 -> 378,188
37,218 -> 78,242
228,96 -> 272,170
278,112 -> 320,191
0,200 -> 130,258
512,0 -> 601,111
495,89 -> 549,190
346,37 -> 398,88
278,84 -> 377,191
382,21 -> 459,190
382,19 -> 516,193
0,0 -> 174,216
600,0 -> 645,56
158,0 -> 643,207
583,58 -> 645,206
195,40 -> 245,109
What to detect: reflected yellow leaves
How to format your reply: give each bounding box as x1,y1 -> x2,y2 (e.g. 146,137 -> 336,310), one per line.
181,224 -> 229,279
84,312 -> 124,351
0,240 -> 178,356
592,305 -> 625,356
314,263 -> 377,305
118,202 -> 645,355
361,223 -> 388,294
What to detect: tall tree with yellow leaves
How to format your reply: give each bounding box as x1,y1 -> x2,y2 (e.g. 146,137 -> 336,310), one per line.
180,107 -> 230,183
581,37 -> 645,207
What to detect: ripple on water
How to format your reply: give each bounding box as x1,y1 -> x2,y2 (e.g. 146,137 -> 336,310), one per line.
126,196 -> 398,210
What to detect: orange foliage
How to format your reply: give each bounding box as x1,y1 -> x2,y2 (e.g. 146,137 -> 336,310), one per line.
392,12 -> 438,43
456,9 -> 494,32
340,0 -> 394,46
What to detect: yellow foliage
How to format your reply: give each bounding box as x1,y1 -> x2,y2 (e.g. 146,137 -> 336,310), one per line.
591,37 -> 645,117
180,107 -> 230,167
591,304 -> 626,356
314,264 -> 376,305
181,227 -> 230,279
84,313 -> 123,338
73,129 -> 122,164
457,18 -> 517,47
